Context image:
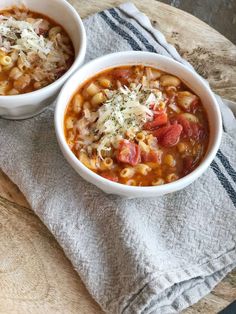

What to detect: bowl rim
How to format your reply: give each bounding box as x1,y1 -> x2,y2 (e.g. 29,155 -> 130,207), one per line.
55,51 -> 222,194
0,0 -> 86,101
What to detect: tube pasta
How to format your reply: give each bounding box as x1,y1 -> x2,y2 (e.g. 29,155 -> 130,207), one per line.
141,75 -> 148,87
177,91 -> 198,111
177,142 -> 187,153
8,88 -> 19,95
99,78 -> 112,88
3,63 -> 14,71
33,82 -> 41,89
166,173 -> 179,183
91,92 -> 105,106
79,152 -> 99,170
181,113 -> 199,123
149,80 -> 160,89
48,26 -> 62,39
135,132 -> 145,142
72,94 -> 83,113
79,152 -> 91,169
135,164 -> 151,176
89,157 -> 99,170
86,82 -> 100,96
126,179 -> 136,186
0,55 -> 12,66
152,178 -> 164,186
104,157 -> 113,167
9,67 -> 23,80
160,74 -> 181,87
17,57 -> 26,71
165,86 -> 177,93
138,141 -> 149,153
120,167 -> 135,178
164,154 -> 176,167
67,131 -> 75,149
13,74 -> 31,90
65,116 -> 76,129
145,67 -> 162,80
0,81 -> 8,95
100,157 -> 113,170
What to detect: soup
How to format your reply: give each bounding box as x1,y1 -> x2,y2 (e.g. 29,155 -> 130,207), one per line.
0,6 -> 74,95
64,65 -> 209,186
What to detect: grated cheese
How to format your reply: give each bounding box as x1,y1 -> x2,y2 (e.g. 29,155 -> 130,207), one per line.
0,15 -> 53,57
89,84 -> 164,158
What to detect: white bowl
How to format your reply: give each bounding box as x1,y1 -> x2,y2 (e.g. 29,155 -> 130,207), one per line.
55,51 -> 222,198
0,0 -> 86,119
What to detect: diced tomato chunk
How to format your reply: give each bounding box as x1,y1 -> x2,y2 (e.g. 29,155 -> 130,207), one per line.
101,172 -> 118,182
176,115 -> 204,140
153,126 -> 169,139
176,115 -> 192,136
141,150 -> 162,163
113,68 -> 132,83
117,140 -> 140,166
153,124 -> 183,147
144,112 -> 168,130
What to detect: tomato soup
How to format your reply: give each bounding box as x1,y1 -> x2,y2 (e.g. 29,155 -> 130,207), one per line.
0,7 -> 74,95
64,65 -> 209,186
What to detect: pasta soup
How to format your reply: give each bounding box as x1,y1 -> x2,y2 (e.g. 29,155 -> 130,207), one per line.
64,65 -> 209,186
0,6 -> 74,95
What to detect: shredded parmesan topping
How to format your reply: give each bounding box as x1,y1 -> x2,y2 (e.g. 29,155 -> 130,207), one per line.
85,84 -> 163,158
0,15 -> 53,57
0,12 -> 74,86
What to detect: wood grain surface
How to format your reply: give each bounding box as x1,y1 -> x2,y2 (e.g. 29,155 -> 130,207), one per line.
0,1 -> 236,313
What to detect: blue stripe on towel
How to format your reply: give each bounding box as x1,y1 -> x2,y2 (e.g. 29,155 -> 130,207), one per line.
211,160 -> 236,208
108,8 -> 157,53
99,11 -> 142,51
114,7 -> 181,62
217,150 -> 236,184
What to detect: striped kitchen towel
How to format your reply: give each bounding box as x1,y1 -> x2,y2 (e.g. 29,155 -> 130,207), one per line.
0,2 -> 236,313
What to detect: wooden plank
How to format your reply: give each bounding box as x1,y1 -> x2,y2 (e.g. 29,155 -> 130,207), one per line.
0,1 -> 235,312
0,196 -> 102,313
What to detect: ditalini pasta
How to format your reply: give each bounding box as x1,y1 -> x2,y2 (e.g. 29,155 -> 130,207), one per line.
64,65 -> 209,186
0,6 -> 74,95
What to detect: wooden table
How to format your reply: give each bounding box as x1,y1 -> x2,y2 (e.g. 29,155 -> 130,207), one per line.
0,1 -> 235,313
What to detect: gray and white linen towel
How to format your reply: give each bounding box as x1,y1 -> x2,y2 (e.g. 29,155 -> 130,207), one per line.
0,3 -> 236,313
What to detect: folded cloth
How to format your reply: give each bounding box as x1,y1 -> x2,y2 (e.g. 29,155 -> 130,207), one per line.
0,2 -> 236,313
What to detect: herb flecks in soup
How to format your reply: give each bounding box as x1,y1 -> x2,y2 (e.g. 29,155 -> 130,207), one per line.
0,7 -> 74,95
64,66 -> 209,186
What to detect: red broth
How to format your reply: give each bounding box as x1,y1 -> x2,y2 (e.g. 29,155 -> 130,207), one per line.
64,65 -> 209,186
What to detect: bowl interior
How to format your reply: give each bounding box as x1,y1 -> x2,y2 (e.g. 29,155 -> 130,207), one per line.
0,0 -> 82,55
